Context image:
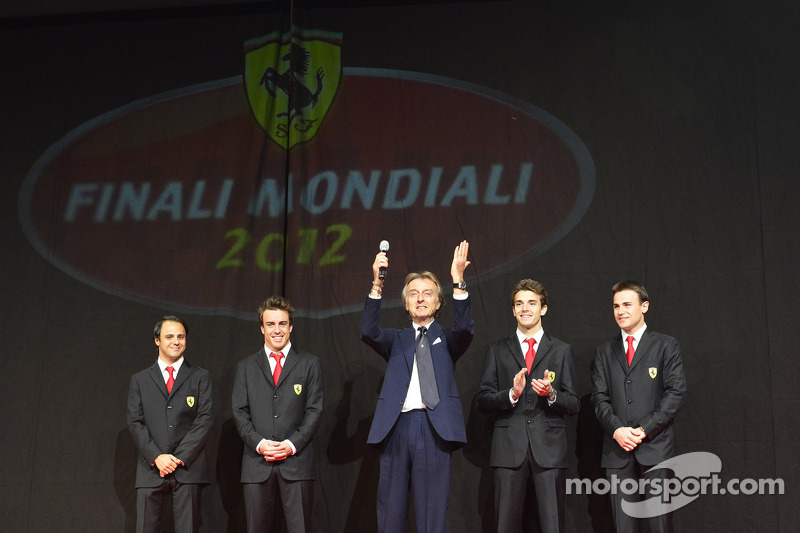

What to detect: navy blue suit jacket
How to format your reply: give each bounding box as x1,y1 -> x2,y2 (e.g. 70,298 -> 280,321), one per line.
360,294 -> 474,446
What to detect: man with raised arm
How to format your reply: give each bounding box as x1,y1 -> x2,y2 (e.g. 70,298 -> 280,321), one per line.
360,241 -> 474,533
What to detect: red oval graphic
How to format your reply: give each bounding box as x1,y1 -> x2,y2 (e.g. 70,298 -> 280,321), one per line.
18,69 -> 594,318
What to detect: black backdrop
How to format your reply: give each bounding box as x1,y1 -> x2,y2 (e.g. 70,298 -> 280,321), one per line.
1,1 -> 797,531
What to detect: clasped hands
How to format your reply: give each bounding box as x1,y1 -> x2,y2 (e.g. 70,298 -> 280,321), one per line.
258,439 -> 293,462
613,426 -> 647,452
512,368 -> 554,398
154,453 -> 184,477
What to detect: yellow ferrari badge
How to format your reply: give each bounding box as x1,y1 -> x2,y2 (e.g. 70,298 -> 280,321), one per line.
547,371 -> 556,382
294,384 -> 302,395
186,396 -> 195,407
648,368 -> 657,379
244,28 -> 342,150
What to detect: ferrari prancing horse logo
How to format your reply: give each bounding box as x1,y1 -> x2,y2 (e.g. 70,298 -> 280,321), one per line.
186,396 -> 195,407
547,371 -> 556,382
294,384 -> 302,395
648,368 -> 658,379
244,28 -> 342,150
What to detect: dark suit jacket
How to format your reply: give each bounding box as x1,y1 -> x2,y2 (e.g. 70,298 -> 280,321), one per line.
232,345 -> 323,483
127,360 -> 213,488
478,332 -> 580,469
591,328 -> 686,468
359,294 -> 474,446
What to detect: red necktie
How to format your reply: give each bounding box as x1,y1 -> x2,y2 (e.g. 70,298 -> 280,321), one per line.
626,336 -> 635,366
524,338 -> 537,373
270,352 -> 283,385
166,366 -> 175,394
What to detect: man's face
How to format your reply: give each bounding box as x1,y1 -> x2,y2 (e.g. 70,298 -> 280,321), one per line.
613,289 -> 649,334
512,290 -> 547,334
261,309 -> 293,353
155,321 -> 186,364
405,278 -> 441,324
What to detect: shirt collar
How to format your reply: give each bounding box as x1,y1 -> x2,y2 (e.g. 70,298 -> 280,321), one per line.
621,323 -> 647,342
413,319 -> 435,332
516,328 -> 544,346
158,356 -> 184,373
265,342 -> 292,358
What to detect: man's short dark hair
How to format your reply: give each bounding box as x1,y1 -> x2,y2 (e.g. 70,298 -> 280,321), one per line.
258,295 -> 295,325
153,315 -> 189,339
511,279 -> 548,308
612,280 -> 649,303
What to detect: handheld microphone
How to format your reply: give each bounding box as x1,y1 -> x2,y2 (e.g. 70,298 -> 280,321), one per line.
378,240 -> 390,279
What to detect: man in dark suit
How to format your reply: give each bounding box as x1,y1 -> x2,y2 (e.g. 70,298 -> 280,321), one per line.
591,280 -> 687,532
360,240 -> 473,533
127,315 -> 214,533
478,278 -> 579,533
232,295 -> 323,533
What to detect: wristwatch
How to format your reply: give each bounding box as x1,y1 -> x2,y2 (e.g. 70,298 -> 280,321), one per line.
547,389 -> 557,403
453,280 -> 467,290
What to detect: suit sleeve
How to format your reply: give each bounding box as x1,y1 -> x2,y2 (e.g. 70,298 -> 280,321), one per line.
232,360 -> 264,452
172,369 -> 214,467
477,343 -> 514,413
591,347 -> 625,436
359,295 -> 392,360
445,295 -> 474,361
127,374 -> 162,465
287,356 -> 324,452
550,345 -> 580,416
640,337 -> 686,437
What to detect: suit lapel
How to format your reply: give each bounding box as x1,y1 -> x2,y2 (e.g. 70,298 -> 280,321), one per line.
417,320 -> 446,367
278,346 -> 302,387
402,325 -> 417,373
629,329 -> 654,372
611,333 -> 630,373
427,321 -> 444,352
147,363 -> 169,399
169,360 -> 191,397
530,333 -> 552,375
505,336 -> 526,370
255,348 -> 275,388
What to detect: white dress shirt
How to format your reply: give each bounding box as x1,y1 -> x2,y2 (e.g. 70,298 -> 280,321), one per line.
157,356 -> 184,383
